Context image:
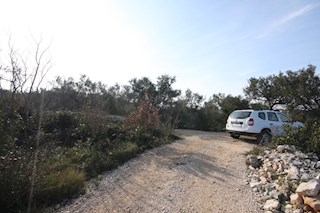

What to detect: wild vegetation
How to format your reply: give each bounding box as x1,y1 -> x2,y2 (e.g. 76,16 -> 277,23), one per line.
1,39 -> 320,212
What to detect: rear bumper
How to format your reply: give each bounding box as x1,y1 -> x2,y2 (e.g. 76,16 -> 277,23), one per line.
227,130 -> 259,137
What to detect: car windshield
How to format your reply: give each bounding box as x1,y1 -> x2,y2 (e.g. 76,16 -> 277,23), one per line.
230,111 -> 251,119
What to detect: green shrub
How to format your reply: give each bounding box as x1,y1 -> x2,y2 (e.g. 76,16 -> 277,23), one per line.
272,121 -> 320,155
43,111 -> 79,146
35,167 -> 85,205
112,141 -> 139,164
0,147 -> 33,212
0,104 -> 176,212
83,150 -> 115,178
246,146 -> 265,156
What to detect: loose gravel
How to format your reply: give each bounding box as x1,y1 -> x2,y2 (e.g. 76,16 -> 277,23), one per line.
52,130 -> 262,213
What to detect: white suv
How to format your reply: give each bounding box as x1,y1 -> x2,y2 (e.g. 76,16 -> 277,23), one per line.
225,109 -> 302,143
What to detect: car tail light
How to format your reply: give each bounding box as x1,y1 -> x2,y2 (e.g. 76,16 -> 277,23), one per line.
248,118 -> 254,126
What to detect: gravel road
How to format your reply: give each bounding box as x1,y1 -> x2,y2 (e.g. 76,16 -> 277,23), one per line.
56,130 -> 262,213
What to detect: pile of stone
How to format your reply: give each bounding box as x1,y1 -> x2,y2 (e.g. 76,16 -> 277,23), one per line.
246,145 -> 320,213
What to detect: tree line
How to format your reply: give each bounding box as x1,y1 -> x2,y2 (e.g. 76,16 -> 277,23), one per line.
2,64 -> 318,135
34,64 -> 319,130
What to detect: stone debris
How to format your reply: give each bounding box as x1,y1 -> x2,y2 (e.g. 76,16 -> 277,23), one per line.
264,199 -> 280,211
296,179 -> 320,197
246,145 -> 320,213
246,154 -> 261,168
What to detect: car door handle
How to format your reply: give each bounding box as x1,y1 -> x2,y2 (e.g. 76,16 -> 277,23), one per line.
270,123 -> 273,126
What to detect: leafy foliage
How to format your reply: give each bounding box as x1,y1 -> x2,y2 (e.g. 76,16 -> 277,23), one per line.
35,167 -> 85,205
244,65 -> 320,121
0,147 -> 33,212
173,92 -> 248,131
272,121 -> 320,155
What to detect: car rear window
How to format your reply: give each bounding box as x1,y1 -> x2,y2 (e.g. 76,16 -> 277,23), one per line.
230,111 -> 251,119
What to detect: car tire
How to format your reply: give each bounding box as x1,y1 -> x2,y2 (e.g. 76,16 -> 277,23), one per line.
257,130 -> 272,144
230,133 -> 240,139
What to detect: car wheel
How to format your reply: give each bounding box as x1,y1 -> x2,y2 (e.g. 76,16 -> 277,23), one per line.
257,130 -> 272,144
230,133 -> 240,139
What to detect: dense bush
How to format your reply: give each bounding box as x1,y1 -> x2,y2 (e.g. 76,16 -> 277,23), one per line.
0,147 -> 33,212
35,167 -> 85,205
272,121 -> 320,155
0,100 -> 176,212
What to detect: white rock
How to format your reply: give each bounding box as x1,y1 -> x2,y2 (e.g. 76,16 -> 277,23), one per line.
296,179 -> 320,197
292,209 -> 303,213
260,176 -> 268,184
292,160 -> 303,167
287,166 -> 300,180
277,145 -> 286,153
264,150 -> 271,155
284,204 -> 293,213
250,181 -> 262,188
300,173 -> 311,182
263,199 -> 280,210
277,163 -> 284,173
277,145 -> 296,153
248,165 -> 256,170
295,152 -> 308,159
247,145 -> 320,213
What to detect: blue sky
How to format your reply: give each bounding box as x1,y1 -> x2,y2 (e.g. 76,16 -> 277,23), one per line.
1,0 -> 320,99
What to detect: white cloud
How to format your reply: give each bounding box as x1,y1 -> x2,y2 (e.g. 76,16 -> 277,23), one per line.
276,4 -> 318,27
257,3 -> 319,39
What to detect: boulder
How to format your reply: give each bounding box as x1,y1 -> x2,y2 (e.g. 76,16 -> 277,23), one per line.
296,179 -> 320,197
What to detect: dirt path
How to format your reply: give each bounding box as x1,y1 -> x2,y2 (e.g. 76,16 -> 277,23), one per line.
56,130 -> 262,213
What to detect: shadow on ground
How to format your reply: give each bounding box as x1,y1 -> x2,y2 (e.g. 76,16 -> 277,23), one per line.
237,136 -> 259,145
